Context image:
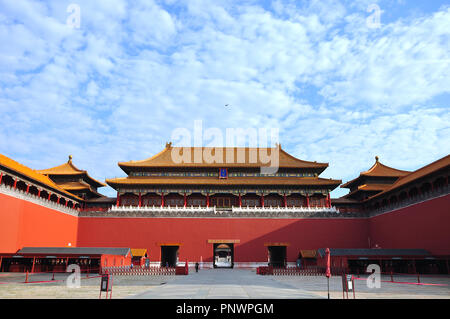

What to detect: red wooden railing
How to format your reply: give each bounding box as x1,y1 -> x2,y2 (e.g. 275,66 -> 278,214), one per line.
102,266 -> 176,276
257,266 -> 346,276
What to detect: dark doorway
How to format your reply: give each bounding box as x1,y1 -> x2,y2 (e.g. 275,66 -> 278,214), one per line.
213,243 -> 234,268
160,246 -> 179,267
268,246 -> 287,268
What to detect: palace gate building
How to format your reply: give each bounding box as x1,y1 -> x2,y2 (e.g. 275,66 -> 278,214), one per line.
0,144 -> 449,273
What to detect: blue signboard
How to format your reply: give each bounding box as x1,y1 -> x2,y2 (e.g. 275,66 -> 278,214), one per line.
219,168 -> 228,179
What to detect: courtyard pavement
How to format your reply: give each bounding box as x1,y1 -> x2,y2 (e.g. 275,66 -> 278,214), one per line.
132,268 -> 450,299
132,268 -> 322,299
0,269 -> 448,299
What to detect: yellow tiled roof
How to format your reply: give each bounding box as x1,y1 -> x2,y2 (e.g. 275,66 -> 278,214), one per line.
131,248 -> 147,257
38,156 -> 106,187
366,154 -> 450,202
300,250 -> 317,258
118,145 -> 329,169
341,156 -> 410,188
0,153 -> 82,200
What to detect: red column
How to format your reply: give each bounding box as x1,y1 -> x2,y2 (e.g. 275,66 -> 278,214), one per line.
283,194 -> 287,207
138,192 -> 142,207
13,178 -> 17,189
57,197 -> 60,204
48,193 -> 52,201
65,200 -> 68,207
261,194 -> 264,207
184,193 -> 187,207
116,193 -> 120,207
0,172 -> 3,185
38,189 -> 41,197
26,184 -> 30,194
161,194 -> 165,207
238,193 -> 242,207
206,193 -> 210,208
31,257 -> 36,273
306,195 -> 310,207
72,202 -> 76,209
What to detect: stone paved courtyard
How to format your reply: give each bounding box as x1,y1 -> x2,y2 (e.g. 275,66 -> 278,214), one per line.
0,269 -> 449,299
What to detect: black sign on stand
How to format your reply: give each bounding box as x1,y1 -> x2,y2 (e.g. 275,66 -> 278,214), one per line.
341,274 -> 356,299
99,273 -> 113,299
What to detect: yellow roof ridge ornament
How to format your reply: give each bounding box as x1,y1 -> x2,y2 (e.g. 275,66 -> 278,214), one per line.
68,155 -> 73,163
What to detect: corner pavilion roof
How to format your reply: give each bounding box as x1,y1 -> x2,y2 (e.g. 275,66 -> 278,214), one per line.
342,183 -> 391,199
341,156 -> 410,189
364,154 -> 450,202
0,153 -> 82,201
118,144 -> 329,173
56,181 -> 105,198
38,155 -> 106,188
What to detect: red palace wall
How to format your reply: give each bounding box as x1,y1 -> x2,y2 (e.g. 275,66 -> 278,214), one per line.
0,193 -> 78,253
2,191 -> 449,261
76,217 -> 369,263
369,194 -> 450,256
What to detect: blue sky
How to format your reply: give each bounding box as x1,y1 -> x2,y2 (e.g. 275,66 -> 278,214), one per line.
0,0 -> 449,198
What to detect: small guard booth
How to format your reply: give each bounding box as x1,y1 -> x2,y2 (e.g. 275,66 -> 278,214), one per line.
131,248 -> 148,267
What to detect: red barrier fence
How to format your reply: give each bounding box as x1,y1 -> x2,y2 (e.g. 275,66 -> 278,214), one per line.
0,269 -> 102,285
102,266 -> 176,276
257,266 -> 346,276
353,271 -> 450,285
256,266 -> 450,287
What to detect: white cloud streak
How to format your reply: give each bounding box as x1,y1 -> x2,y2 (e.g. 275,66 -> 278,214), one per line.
0,0 -> 448,197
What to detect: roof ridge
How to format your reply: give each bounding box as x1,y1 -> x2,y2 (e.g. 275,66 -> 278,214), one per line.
278,147 -> 328,167
361,157 -> 410,176
119,147 -> 170,166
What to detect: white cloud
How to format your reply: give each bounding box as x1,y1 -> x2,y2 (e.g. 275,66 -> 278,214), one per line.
0,0 -> 449,198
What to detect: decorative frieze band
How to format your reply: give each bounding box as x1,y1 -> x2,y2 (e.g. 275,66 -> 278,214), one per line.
0,169 -> 77,204
77,205 -> 363,219
118,187 -> 330,196
0,183 -> 79,216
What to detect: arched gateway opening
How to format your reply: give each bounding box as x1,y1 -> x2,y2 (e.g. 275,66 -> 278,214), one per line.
213,243 -> 234,268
